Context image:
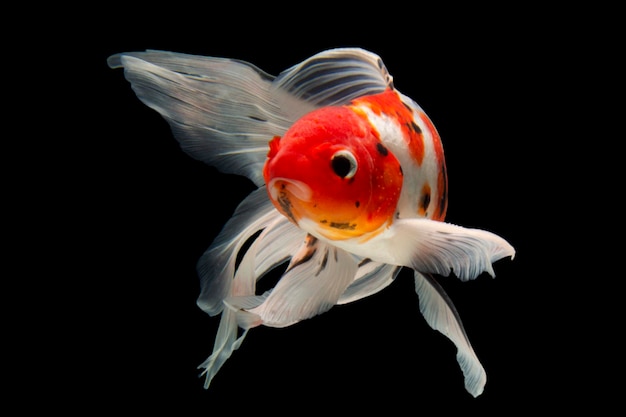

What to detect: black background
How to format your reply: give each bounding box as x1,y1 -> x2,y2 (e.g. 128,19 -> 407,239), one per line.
32,5 -> 614,414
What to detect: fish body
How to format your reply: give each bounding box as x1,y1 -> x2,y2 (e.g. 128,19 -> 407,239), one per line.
264,88 -> 446,245
108,48 -> 515,397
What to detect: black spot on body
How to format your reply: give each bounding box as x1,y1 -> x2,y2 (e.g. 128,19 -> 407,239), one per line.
287,234 -> 318,272
410,121 -> 422,134
376,142 -> 388,156
439,164 -> 448,218
330,222 -> 356,230
358,258 -> 372,267
421,192 -> 431,212
316,248 -> 330,276
355,201 -> 360,208
289,248 -> 316,271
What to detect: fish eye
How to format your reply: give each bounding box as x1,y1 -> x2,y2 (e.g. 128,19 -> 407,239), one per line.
331,150 -> 358,179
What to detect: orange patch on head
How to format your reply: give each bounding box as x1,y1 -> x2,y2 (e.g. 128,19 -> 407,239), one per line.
263,105 -> 403,240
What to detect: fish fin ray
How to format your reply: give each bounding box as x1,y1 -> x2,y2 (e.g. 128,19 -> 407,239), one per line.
196,188 -> 279,315
247,241 -> 358,327
197,307 -> 249,388
198,209 -> 302,386
376,219 -> 515,281
273,47 -> 393,110
337,261 -> 402,304
230,214 -> 304,298
414,271 -> 486,397
108,50 -> 294,187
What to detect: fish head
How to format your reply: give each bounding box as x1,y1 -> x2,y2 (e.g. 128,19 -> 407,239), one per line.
263,106 -> 403,240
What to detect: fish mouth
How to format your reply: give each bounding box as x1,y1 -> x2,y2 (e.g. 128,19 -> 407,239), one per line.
268,177 -> 313,203
267,177 -> 313,224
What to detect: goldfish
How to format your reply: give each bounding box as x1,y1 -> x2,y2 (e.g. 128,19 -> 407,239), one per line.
108,48 -> 515,397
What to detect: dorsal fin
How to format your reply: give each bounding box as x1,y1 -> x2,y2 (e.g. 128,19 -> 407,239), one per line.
272,48 -> 394,108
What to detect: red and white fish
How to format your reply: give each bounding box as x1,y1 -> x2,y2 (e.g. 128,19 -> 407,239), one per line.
108,48 -> 515,396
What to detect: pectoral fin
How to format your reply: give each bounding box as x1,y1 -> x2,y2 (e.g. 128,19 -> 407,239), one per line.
347,218 -> 515,282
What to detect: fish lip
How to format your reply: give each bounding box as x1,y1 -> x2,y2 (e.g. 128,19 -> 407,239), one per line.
268,177 -> 313,202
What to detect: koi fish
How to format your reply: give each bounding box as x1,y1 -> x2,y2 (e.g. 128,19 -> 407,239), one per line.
108,48 -> 515,397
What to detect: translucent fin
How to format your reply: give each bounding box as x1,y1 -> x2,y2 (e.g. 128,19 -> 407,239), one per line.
108,51 -> 295,187
196,188 -> 280,316
245,239 -> 359,327
414,271 -> 486,397
273,48 -> 393,108
198,212 -> 302,387
249,217 -> 306,280
338,218 -> 515,282
337,260 -> 402,304
399,219 -> 515,281
198,307 -> 248,388
229,214 -> 304,301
